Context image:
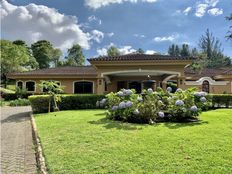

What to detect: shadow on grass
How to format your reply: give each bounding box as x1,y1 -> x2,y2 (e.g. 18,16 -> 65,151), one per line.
88,117 -> 145,131
162,120 -> 209,129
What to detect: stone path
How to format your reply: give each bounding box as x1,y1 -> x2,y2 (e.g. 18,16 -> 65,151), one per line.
1,106 -> 37,174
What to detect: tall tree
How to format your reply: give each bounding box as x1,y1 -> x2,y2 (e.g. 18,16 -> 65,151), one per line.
107,46 -> 120,56
180,44 -> 190,57
13,40 -> 39,70
1,40 -> 31,84
168,44 -> 175,56
226,13 -> 232,40
51,48 -> 62,67
136,48 -> 145,54
198,29 -> 229,68
175,45 -> 180,56
67,44 -> 85,66
31,40 -> 54,69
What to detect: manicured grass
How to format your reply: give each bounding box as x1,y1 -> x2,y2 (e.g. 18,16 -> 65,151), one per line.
35,109 -> 232,174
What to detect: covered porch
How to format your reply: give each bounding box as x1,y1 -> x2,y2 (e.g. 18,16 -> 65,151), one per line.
100,69 -> 185,94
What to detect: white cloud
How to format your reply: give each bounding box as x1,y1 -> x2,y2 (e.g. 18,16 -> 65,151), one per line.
118,46 -> 136,55
183,7 -> 192,15
88,15 -> 102,25
89,30 -> 104,43
195,0 -> 221,17
145,50 -> 157,54
0,0 -> 93,50
207,8 -> 223,16
195,3 -> 208,17
153,34 -> 177,42
107,32 -> 114,37
134,34 -> 146,38
85,0 -> 158,9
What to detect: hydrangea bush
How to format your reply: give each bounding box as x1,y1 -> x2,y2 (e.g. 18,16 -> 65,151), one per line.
100,87 -> 211,124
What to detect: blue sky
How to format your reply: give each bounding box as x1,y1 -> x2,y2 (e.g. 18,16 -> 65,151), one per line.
1,0 -> 232,61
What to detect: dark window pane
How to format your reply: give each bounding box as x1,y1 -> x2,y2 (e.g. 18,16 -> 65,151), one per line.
26,81 -> 35,91
17,81 -> 23,89
117,81 -> 127,91
202,80 -> 209,93
129,81 -> 141,93
74,81 -> 93,94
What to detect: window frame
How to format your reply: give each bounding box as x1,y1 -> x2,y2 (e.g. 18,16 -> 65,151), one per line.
73,80 -> 94,94
25,80 -> 36,92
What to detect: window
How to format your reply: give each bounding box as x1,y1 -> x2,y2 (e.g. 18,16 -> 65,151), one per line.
17,81 -> 23,89
26,81 -> 35,92
104,81 -> 108,92
129,81 -> 141,93
74,81 -> 93,94
202,80 -> 209,93
117,81 -> 127,91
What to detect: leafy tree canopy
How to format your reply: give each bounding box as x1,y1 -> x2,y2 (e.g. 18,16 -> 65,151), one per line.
66,44 -> 85,66
107,46 -> 120,56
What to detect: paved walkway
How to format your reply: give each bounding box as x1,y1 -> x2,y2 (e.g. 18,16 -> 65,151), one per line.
1,106 -> 37,174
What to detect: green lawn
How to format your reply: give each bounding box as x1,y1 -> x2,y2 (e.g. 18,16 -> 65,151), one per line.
35,109 -> 232,174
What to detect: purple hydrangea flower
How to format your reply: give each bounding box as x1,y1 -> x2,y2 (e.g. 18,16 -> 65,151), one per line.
158,111 -> 165,118
100,98 -> 107,104
199,91 -> 207,96
190,105 -> 198,112
176,88 -> 182,92
167,87 -> 172,92
137,97 -> 143,102
133,109 -> 140,115
118,101 -> 126,109
117,91 -> 124,97
123,89 -> 133,96
147,88 -> 153,93
200,97 -> 207,102
125,101 -> 133,108
112,105 -> 118,111
175,100 -> 184,106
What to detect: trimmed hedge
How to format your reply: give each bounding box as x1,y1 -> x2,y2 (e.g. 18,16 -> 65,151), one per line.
209,94 -> 232,108
29,94 -> 105,113
2,93 -> 31,101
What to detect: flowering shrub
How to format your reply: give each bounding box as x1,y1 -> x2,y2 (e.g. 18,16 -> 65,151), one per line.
103,87 -> 211,124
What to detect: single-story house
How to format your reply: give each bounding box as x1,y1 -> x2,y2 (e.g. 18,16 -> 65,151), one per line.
8,54 -> 232,94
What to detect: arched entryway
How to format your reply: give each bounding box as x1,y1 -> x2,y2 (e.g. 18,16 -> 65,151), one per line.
74,81 -> 93,94
202,80 -> 209,93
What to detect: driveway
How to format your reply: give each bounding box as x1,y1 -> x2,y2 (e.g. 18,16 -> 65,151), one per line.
1,106 -> 37,174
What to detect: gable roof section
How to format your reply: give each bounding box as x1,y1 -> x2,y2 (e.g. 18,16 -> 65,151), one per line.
8,66 -> 97,77
88,54 -> 195,62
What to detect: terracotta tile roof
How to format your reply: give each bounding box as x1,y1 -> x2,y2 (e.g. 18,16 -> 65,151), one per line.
184,66 -> 232,79
88,53 -> 195,62
9,66 -> 97,76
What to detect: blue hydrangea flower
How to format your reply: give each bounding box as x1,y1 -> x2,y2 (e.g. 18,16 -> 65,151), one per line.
123,89 -> 133,96
112,105 -> 118,111
190,105 -> 198,112
200,97 -> 207,102
158,111 -> 165,118
176,88 -> 182,92
118,101 -> 126,109
167,87 -> 172,92
100,98 -> 107,104
125,101 -> 133,107
147,88 -> 153,93
175,100 -> 184,106
133,109 -> 140,115
199,91 -> 207,96
137,97 -> 143,102
117,91 -> 124,97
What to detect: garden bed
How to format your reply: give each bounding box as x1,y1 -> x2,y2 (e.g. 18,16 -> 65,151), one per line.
35,109 -> 232,174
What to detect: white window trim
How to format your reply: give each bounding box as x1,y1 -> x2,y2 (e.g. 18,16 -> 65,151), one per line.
16,80 -> 24,89
185,77 -> 229,86
25,80 -> 36,92
73,80 -> 95,94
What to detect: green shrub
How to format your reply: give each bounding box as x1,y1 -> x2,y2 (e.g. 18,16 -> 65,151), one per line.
209,94 -> 232,108
2,93 -> 31,101
29,94 -> 105,113
105,87 -> 210,123
9,98 -> 31,106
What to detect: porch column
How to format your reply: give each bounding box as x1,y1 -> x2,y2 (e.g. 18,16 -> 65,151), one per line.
96,78 -> 105,94
177,76 -> 185,89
